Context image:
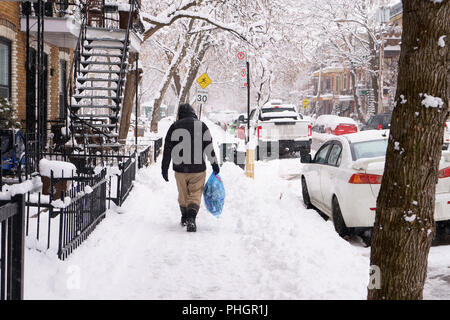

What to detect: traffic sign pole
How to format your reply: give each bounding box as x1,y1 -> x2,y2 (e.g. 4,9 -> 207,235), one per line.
247,61 -> 250,144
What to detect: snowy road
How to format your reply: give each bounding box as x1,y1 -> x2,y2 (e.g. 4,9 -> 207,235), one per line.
24,120 -> 450,300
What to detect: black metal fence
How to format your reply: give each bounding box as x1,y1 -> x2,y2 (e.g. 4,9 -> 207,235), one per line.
138,145 -> 151,169
0,194 -> 25,300
57,168 -> 108,260
152,137 -> 163,162
110,153 -> 136,207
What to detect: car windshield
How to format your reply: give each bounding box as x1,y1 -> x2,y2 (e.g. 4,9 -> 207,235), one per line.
262,107 -> 295,113
351,139 -> 388,160
260,107 -> 298,121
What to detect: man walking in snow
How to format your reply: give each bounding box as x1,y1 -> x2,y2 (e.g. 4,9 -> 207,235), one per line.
161,103 -> 220,232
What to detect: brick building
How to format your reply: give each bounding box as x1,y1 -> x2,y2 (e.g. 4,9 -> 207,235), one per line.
0,1 -> 76,131
310,65 -> 370,118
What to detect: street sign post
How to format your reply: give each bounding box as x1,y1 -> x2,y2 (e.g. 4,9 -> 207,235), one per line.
236,50 -> 247,65
240,66 -> 248,88
196,88 -> 209,120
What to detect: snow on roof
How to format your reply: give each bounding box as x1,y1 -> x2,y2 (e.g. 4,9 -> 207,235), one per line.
343,129 -> 389,144
384,45 -> 401,52
315,115 -> 356,126
261,111 -> 299,118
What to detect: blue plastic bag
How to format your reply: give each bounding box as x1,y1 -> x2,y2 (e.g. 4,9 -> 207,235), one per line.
203,173 -> 225,217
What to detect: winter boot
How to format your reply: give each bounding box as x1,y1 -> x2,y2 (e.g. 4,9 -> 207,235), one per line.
180,206 -> 188,227
186,204 -> 198,232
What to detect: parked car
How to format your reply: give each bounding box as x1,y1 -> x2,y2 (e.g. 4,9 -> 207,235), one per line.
443,120 -> 450,150
235,113 -> 248,140
313,115 -> 358,135
300,130 -> 450,244
361,113 -> 392,131
249,102 -> 312,158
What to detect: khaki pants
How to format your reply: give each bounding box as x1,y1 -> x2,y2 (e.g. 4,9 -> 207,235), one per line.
175,171 -> 206,210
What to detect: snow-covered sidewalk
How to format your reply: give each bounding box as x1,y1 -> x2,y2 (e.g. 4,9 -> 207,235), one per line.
23,117 -> 449,299
25,158 -> 371,299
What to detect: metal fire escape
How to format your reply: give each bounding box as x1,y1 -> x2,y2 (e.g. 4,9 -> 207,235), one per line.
67,0 -> 141,154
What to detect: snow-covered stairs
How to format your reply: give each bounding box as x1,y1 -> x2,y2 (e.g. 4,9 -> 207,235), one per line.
70,29 -> 130,151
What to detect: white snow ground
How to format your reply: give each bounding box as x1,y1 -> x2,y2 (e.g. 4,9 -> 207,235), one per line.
23,119 -> 450,300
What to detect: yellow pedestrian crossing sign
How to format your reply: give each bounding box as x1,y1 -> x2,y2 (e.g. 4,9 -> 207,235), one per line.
302,98 -> 310,108
197,73 -> 212,89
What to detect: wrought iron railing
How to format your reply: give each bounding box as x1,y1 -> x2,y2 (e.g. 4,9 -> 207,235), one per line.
109,152 -> 136,207
137,145 -> 150,169
0,194 -> 25,300
57,168 -> 107,260
152,137 -> 163,162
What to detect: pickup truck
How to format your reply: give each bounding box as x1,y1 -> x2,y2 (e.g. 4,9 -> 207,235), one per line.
249,102 -> 312,159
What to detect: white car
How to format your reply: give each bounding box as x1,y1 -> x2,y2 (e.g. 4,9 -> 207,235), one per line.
444,120 -> 450,150
301,130 -> 450,241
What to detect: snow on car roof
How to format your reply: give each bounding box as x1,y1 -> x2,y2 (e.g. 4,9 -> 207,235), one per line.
342,129 -> 389,144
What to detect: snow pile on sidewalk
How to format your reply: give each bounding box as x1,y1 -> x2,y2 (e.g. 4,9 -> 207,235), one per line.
24,158 -> 370,299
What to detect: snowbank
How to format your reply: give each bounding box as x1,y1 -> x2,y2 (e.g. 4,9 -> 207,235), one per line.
39,159 -> 77,178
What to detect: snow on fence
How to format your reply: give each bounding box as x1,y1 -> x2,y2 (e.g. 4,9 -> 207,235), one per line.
0,194 -> 25,300
19,141 -> 159,260
25,167 -> 100,251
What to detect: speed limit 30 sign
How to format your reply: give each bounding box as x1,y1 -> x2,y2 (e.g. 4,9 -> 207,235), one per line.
196,89 -> 209,105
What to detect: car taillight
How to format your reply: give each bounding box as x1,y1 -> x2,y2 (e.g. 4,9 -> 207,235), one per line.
438,167 -> 450,179
257,126 -> 262,139
349,173 -> 383,184
308,124 -> 312,137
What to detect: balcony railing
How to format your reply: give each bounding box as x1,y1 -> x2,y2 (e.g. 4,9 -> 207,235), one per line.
21,1 -> 82,21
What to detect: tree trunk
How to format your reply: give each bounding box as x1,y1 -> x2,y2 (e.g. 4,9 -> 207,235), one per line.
368,0 -> 449,300
118,52 -> 139,143
150,19 -> 195,132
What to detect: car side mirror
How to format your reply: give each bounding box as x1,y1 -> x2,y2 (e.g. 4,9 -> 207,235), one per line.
300,153 -> 312,163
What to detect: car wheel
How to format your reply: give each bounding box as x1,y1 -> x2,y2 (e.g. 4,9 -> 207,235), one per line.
301,177 -> 312,209
332,196 -> 351,238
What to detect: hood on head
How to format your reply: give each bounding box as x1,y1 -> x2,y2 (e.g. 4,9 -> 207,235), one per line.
177,103 -> 198,120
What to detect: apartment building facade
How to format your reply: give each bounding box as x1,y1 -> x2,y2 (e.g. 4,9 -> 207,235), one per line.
0,1 -> 75,131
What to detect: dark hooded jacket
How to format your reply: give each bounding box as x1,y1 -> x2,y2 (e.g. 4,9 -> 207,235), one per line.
162,104 -> 218,174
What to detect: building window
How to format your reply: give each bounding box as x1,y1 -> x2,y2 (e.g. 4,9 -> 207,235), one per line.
59,59 -> 67,119
0,37 -> 11,100
343,74 -> 347,90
